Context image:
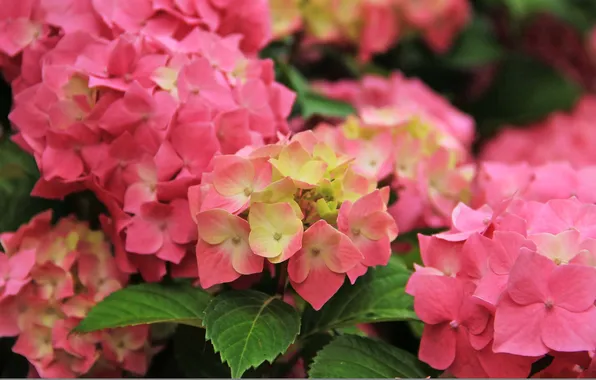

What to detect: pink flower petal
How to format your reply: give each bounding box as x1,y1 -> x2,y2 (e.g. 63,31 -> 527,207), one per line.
493,295 -> 548,356
196,240 -> 241,289
125,218 -> 164,255
419,323 -> 456,370
507,251 -> 553,305
549,264 -> 596,312
542,306 -> 596,353
168,199 -> 197,244
290,265 -> 345,311
413,275 -> 462,324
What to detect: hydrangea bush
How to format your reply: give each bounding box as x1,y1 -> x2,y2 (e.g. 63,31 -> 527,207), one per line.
2,0 -> 596,379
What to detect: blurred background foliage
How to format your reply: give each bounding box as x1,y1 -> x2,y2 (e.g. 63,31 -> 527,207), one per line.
264,0 -> 596,150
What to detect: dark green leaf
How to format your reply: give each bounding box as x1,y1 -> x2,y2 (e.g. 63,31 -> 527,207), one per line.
469,55 -> 582,134
203,290 -> 301,378
301,92 -> 356,119
277,63 -> 356,119
0,137 -> 56,233
174,324 -> 231,378
299,334 -> 334,373
443,18 -> 504,68
333,326 -> 368,337
308,335 -> 426,378
408,320 -> 425,338
302,257 -> 417,336
74,283 -> 212,332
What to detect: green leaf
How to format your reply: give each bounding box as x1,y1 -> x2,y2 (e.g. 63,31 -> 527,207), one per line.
501,0 -> 569,19
408,320 -> 425,338
203,290 -> 301,378
333,326 -> 368,337
482,0 -> 594,31
277,62 -> 356,119
74,283 -> 212,332
0,137 -> 56,233
469,55 -> 582,134
301,92 -> 356,119
443,18 -> 504,68
308,335 -> 426,378
301,257 -> 417,336
278,62 -> 310,97
174,324 -> 232,378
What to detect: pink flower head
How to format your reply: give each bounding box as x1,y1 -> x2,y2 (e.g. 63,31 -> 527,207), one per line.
190,129 -> 395,297
195,209 -> 263,289
338,188 -> 398,283
480,96 -> 596,168
0,208 -> 156,376
494,251 -> 596,356
288,220 -> 363,310
125,199 -> 197,267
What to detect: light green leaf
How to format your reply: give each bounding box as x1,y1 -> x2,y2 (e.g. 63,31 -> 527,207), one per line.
203,290 -> 301,378
301,257 -> 417,336
301,92 -> 356,119
308,335 -> 426,378
74,283 -> 212,332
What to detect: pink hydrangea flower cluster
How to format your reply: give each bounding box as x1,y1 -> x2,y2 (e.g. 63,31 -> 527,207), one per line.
188,130 -> 398,310
268,0 -> 471,61
4,1 -> 296,282
407,196 -> 596,378
313,73 -> 476,233
0,0 -> 271,83
0,211 -> 156,378
481,96 -> 596,168
472,161 -> 596,209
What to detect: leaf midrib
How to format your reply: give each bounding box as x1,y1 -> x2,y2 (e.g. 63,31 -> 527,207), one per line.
233,296 -> 275,378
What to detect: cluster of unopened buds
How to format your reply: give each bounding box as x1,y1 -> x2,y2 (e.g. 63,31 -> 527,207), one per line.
312,73 -> 476,233
0,211 -> 155,378
408,196 -> 596,378
269,0 -> 471,61
3,0 -> 295,282
188,130 -> 398,310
